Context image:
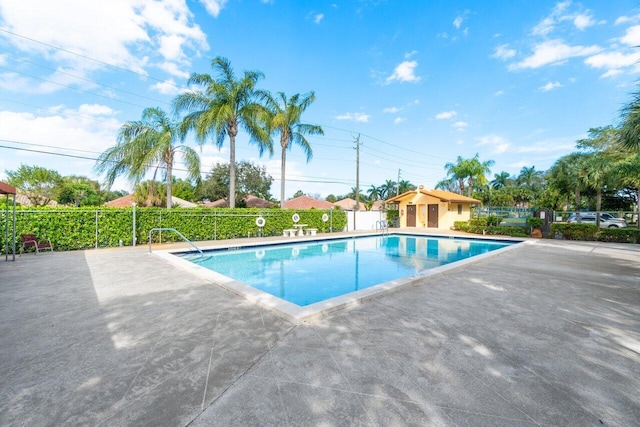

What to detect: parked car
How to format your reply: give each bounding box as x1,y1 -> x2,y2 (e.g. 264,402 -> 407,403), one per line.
566,212 -> 627,228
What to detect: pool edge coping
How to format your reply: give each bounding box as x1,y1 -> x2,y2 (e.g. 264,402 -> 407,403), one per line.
154,233 -> 531,323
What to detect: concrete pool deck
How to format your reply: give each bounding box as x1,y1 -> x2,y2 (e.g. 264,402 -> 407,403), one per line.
1,232 -> 639,426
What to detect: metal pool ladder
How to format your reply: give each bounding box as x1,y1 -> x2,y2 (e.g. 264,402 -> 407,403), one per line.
148,228 -> 203,255
376,220 -> 390,236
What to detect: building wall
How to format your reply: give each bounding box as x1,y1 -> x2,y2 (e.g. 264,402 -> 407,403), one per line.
396,193 -> 474,229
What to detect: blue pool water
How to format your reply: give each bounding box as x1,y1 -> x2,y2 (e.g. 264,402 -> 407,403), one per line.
182,235 -> 513,307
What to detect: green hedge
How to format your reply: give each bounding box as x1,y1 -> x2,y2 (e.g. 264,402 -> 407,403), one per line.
597,228 -> 640,243
550,223 -> 598,240
0,207 -> 347,253
452,220 -> 527,237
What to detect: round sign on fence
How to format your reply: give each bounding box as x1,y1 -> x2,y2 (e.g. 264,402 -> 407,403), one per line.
322,213 -> 329,222
292,213 -> 300,223
255,216 -> 266,227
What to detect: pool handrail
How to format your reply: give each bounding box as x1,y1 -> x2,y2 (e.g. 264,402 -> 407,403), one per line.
148,228 -> 203,255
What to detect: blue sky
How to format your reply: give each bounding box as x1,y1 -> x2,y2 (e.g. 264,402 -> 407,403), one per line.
1,0 -> 639,199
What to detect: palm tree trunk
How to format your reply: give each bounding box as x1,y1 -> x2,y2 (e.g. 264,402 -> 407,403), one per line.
280,144 -> 287,209
166,160 -> 173,209
229,134 -> 236,209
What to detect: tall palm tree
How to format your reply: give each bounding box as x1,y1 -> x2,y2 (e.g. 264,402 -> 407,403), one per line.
579,153 -> 613,226
173,57 -> 271,208
619,90 -> 640,151
613,155 -> 640,228
491,171 -> 512,189
397,179 -> 416,194
95,107 -> 201,209
261,92 -> 323,208
517,166 -> 544,190
379,179 -> 397,200
367,185 -> 380,201
444,156 -> 467,196
464,154 -> 494,198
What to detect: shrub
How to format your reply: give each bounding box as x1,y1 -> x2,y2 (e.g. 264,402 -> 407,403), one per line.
551,223 -> 598,240
597,228 -> 640,244
486,215 -> 501,227
527,217 -> 544,229
0,207 -> 347,253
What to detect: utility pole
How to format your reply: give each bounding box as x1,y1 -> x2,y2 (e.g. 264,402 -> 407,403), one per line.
354,134 -> 361,230
397,168 -> 401,196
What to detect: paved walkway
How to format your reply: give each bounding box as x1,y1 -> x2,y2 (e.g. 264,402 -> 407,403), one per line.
1,236 -> 639,426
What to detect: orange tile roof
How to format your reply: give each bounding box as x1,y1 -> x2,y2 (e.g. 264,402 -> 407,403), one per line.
283,195 -> 334,209
386,188 -> 481,204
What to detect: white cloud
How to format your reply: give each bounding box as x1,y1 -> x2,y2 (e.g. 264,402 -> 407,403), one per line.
615,14 -> 640,25
0,0 -> 208,90
492,44 -> 516,60
386,60 -> 421,83
494,90 -> 505,96
314,13 -> 324,24
452,121 -> 468,131
404,50 -> 418,59
584,51 -> 640,71
435,110 -> 457,120
453,16 -> 464,29
599,69 -> 624,79
573,14 -> 595,30
508,39 -> 600,70
531,1 -> 572,36
158,62 -> 190,78
199,0 -> 228,17
383,107 -> 399,113
476,134 -> 510,154
620,25 -> 640,46
336,112 -> 370,123
152,78 -> 182,95
0,107 -> 122,182
394,117 -> 406,124
540,81 -> 562,91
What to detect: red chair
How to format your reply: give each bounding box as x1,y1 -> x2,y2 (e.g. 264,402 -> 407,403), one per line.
19,234 -> 53,255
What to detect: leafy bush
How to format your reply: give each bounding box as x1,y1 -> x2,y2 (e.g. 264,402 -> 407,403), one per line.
597,228 -> 640,244
451,220 -> 526,237
527,217 -> 544,229
486,215 -> 501,226
0,207 -> 347,253
551,223 -> 598,240
386,209 -> 399,225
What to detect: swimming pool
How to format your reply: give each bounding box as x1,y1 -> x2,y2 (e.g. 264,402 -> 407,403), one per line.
179,234 -> 516,310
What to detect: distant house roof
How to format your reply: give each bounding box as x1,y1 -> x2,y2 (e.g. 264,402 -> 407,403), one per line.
333,198 -> 366,211
370,200 -> 384,211
386,188 -> 481,204
284,195 -> 334,209
105,194 -> 198,208
202,195 -> 274,208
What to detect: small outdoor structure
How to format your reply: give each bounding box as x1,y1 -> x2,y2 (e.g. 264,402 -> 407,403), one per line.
1,181 -> 17,261
385,186 -> 481,230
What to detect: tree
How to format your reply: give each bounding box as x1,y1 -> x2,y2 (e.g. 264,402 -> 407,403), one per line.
95,107 -> 201,209
619,90 -> 640,151
491,171 -> 512,189
262,91 -> 323,208
173,57 -> 271,208
201,161 -> 273,202
6,164 -> 62,206
325,194 -> 337,203
464,154 -> 494,198
398,180 -> 416,194
378,179 -> 397,199
134,180 -> 166,207
58,176 -> 102,206
547,152 -> 586,211
366,185 -> 380,201
516,166 -> 544,190
443,156 -> 467,196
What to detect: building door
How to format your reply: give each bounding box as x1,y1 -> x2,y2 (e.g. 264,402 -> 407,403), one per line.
428,204 -> 439,228
406,205 -> 416,227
